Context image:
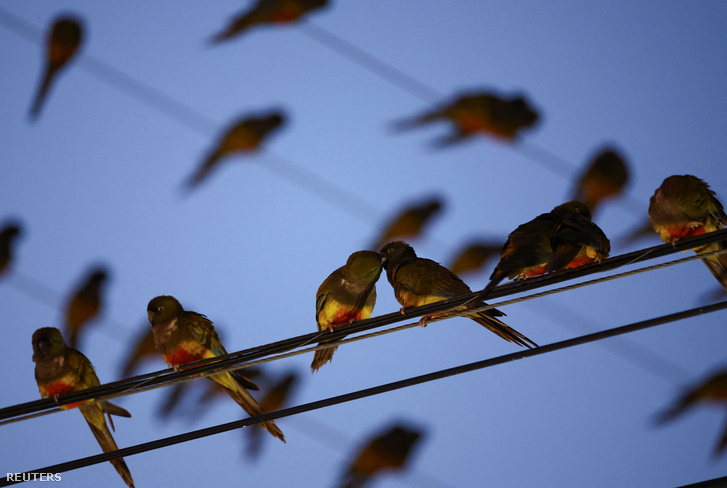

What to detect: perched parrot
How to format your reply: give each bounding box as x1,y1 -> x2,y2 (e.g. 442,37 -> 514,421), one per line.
337,423 -> 423,488
119,326 -> 159,378
311,251 -> 384,372
246,371 -> 299,458
32,327 -> 134,487
371,197 -> 444,250
184,111 -> 286,191
209,0 -> 329,44
479,201 -> 593,298
649,175 -> 727,292
447,239 -> 502,276
379,241 -> 536,348
147,295 -> 285,441
571,147 -> 630,213
655,369 -> 727,456
29,16 -> 84,120
63,266 -> 109,348
0,221 -> 23,278
393,90 -> 539,146
546,202 -> 610,274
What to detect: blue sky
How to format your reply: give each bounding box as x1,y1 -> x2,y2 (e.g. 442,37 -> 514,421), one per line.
1,1 -> 727,487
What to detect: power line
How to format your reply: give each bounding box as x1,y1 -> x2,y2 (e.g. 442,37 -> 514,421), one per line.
2,298 -> 726,486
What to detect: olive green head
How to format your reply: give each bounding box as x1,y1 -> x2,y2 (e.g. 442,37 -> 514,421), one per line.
147,295 -> 183,326
346,250 -> 384,283
32,327 -> 66,362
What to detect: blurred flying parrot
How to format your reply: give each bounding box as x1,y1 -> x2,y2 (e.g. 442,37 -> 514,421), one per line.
380,241 -> 536,348
371,196 -> 443,250
147,295 -> 285,442
337,423 -> 424,488
447,239 -> 502,276
570,147 -> 630,213
311,251 -> 383,372
246,371 -> 299,458
63,266 -> 109,348
29,16 -> 84,120
184,111 -> 286,191
655,369 -> 727,456
119,326 -> 159,378
209,0 -> 330,44
649,175 -> 727,292
478,201 -> 595,299
393,90 -> 539,146
546,202 -> 610,274
32,327 -> 134,487
0,221 -> 23,278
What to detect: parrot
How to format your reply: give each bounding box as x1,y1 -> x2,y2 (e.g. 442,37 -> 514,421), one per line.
393,90 -> 539,146
337,423 -> 423,488
119,326 -> 159,378
29,16 -> 84,120
655,369 -> 727,456
546,202 -> 610,274
184,111 -> 286,192
209,0 -> 329,44
311,250 -> 384,372
246,371 -> 299,458
649,175 -> 727,292
478,201 -> 595,299
63,266 -> 109,348
32,327 -> 134,487
379,241 -> 536,348
0,221 -> 22,278
371,197 -> 444,250
147,295 -> 285,442
570,147 -> 630,213
447,239 -> 502,276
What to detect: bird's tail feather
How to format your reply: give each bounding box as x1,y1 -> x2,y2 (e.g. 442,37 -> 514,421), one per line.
311,344 -> 338,373
84,415 -> 135,487
698,241 -> 727,292
221,379 -> 286,443
468,312 -> 537,348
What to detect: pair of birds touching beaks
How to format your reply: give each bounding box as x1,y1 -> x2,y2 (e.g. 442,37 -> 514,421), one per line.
29,174 -> 727,487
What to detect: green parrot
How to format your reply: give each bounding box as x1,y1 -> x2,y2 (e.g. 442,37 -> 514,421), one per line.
63,266 -> 109,349
29,16 -> 84,120
209,0 -> 329,44
184,111 -> 286,191
32,327 -> 134,487
0,221 -> 22,278
393,90 -> 539,146
546,202 -> 610,274
379,241 -> 536,348
371,197 -> 444,250
570,147 -> 630,213
337,423 -> 423,488
649,175 -> 727,292
655,369 -> 727,456
312,251 -> 384,372
147,295 -> 285,442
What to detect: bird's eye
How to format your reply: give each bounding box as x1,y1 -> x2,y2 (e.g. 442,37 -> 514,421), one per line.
157,306 -> 164,312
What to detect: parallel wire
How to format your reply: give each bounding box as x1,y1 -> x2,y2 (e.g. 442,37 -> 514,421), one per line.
2,299 -> 726,486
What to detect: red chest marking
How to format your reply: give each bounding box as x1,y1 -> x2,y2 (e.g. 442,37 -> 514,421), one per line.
41,381 -> 84,409
666,225 -> 705,239
332,308 -> 363,327
522,264 -> 547,277
164,348 -> 204,367
566,256 -> 596,269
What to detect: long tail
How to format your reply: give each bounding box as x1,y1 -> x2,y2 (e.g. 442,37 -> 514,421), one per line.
697,241 -> 727,292
311,341 -> 338,373
653,391 -> 699,425
213,375 -> 286,443
467,311 -> 537,348
29,66 -> 57,120
80,406 -> 135,488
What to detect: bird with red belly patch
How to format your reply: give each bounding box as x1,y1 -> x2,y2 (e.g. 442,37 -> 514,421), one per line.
649,175 -> 727,292
147,295 -> 285,442
546,202 -> 610,274
311,251 -> 384,372
32,327 -> 134,487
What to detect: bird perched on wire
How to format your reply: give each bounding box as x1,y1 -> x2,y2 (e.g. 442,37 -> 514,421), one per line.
32,327 -> 135,487
546,203 -> 610,274
312,251 -> 384,372
655,369 -> 727,457
147,295 -> 285,442
447,238 -> 503,276
649,175 -> 727,292
184,110 -> 286,192
370,196 -> 443,250
393,90 -> 539,146
337,423 -> 424,488
0,221 -> 23,278
209,0 -> 329,44
570,147 -> 630,214
380,241 -> 536,348
63,266 -> 109,348
29,15 -> 84,120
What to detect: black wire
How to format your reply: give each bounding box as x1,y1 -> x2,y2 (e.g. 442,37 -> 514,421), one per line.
2,299 -> 726,486
673,476 -> 727,488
